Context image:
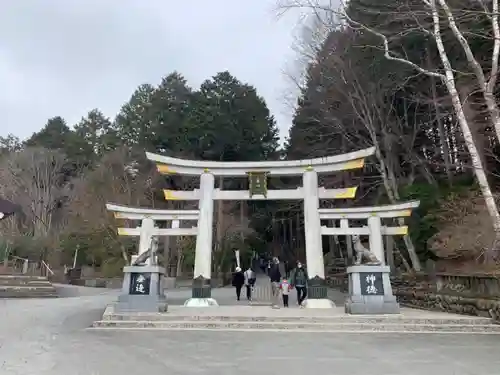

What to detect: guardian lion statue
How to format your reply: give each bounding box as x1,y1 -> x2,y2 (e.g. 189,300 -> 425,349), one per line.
131,236 -> 159,266
352,235 -> 381,265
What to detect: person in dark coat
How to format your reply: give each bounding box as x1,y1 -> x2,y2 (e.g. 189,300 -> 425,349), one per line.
232,267 -> 245,301
259,257 -> 266,274
268,257 -> 282,308
291,261 -> 309,306
244,267 -> 256,301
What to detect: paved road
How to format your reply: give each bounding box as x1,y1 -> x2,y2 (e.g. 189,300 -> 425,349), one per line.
1,285 -> 499,375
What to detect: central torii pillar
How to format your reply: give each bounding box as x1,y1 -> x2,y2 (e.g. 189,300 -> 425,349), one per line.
302,167 -> 335,308
184,170 -> 218,307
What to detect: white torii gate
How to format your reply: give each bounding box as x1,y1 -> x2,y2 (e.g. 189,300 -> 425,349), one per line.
318,201 -> 420,314
106,204 -> 202,312
107,203 -> 199,264
145,147 -> 377,308
318,201 -> 420,264
108,147 -> 420,313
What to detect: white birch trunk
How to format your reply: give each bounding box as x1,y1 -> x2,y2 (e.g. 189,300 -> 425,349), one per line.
436,0 -> 500,144
340,0 -> 500,243
431,0 -> 500,237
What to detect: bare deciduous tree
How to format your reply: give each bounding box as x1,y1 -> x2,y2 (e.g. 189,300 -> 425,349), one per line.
0,148 -> 66,253
281,11 -> 426,269
65,147 -> 160,263
279,0 -> 500,251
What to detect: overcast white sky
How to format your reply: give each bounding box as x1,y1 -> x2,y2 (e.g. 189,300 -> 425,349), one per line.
0,0 -> 306,142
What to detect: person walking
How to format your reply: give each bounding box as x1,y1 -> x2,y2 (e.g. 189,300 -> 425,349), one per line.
291,261 -> 308,307
259,257 -> 266,274
244,266 -> 256,301
268,257 -> 281,308
280,276 -> 292,307
232,267 -> 245,301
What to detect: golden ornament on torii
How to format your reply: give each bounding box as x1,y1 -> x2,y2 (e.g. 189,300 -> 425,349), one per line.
247,171 -> 269,198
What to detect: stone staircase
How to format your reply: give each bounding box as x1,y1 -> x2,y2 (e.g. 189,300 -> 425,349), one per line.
91,305 -> 500,334
0,274 -> 59,298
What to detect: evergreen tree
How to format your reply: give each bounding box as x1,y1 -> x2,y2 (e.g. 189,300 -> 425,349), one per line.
25,116 -> 87,168
192,71 -> 279,161
26,116 -> 72,150
0,134 -> 22,156
74,109 -> 117,161
113,84 -> 157,149
150,72 -> 196,155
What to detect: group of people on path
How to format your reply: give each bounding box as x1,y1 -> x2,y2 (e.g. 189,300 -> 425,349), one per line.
231,266 -> 256,301
232,257 -> 309,309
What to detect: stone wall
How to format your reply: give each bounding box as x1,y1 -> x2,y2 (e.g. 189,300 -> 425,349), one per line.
325,270 -> 500,321
393,272 -> 500,321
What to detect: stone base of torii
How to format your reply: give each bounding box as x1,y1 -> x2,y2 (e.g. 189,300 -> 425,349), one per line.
115,265 -> 168,313
345,265 -> 400,315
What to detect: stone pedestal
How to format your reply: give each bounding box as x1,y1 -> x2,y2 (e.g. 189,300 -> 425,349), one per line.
303,276 -> 336,309
115,265 -> 168,313
192,275 -> 212,298
303,299 -> 336,308
183,276 -> 219,307
183,298 -> 219,307
345,265 -> 399,314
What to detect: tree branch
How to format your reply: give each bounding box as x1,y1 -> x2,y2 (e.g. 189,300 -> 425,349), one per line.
435,0 -> 490,91
341,10 -> 446,79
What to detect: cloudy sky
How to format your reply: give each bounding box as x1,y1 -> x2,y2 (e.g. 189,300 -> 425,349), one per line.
0,1 -> 306,143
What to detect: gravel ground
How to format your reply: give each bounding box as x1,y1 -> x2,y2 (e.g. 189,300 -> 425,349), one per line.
1,285 -> 499,375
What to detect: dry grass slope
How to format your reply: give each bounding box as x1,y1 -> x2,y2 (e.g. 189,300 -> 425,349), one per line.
428,190 -> 500,273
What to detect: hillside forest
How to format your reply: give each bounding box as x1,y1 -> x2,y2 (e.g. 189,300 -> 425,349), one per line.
2,0 -> 500,276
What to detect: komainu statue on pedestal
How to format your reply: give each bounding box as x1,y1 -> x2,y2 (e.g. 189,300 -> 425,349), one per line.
131,237 -> 159,266
352,235 -> 382,265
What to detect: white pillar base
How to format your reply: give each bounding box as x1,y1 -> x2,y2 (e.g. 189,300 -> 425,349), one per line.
183,298 -> 219,307
303,298 -> 336,309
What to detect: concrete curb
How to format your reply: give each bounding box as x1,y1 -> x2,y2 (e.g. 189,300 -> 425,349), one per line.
87,326 -> 500,334
90,320 -> 500,334
93,303 -> 500,333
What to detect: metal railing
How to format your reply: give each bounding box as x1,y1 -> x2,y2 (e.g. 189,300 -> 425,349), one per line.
41,260 -> 54,277
1,255 -> 55,278
3,255 -> 29,274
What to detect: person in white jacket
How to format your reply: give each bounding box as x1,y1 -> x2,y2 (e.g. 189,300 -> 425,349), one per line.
244,267 -> 256,301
